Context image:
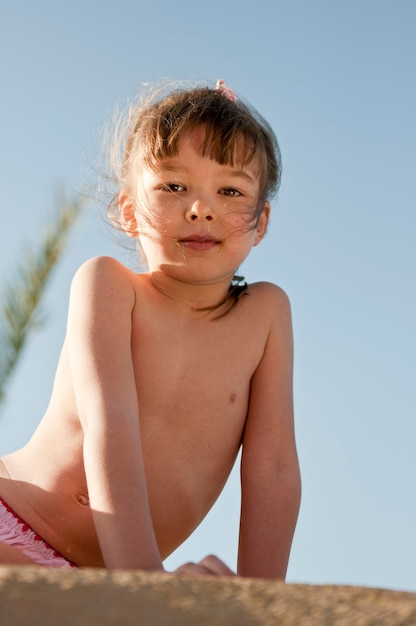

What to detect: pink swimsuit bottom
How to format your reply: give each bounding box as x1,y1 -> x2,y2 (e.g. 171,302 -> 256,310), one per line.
0,496 -> 77,568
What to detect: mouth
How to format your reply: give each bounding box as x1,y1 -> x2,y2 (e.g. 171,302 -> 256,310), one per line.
177,234 -> 221,251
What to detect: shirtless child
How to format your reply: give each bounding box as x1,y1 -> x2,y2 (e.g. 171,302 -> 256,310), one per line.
0,80 -> 301,578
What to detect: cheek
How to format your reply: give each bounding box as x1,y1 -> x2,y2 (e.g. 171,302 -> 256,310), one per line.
221,209 -> 258,237
135,205 -> 175,238
138,191 -> 184,227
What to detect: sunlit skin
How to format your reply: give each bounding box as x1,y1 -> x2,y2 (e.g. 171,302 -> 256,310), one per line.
123,129 -> 269,297
0,128 -> 300,578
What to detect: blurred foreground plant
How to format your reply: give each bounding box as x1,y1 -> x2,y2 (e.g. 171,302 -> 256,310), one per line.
0,189 -> 84,408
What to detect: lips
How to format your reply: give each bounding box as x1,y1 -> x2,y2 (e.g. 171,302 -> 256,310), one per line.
178,234 -> 220,250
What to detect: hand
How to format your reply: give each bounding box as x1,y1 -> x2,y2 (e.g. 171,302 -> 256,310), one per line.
173,554 -> 236,577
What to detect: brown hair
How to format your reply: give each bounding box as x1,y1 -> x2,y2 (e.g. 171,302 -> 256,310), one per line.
105,81 -> 282,315
107,82 -> 281,230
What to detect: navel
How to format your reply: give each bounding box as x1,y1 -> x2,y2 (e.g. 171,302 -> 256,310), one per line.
229,392 -> 237,403
76,493 -> 90,506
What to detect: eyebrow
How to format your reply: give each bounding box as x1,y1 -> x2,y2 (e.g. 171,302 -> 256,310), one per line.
155,163 -> 257,185
227,169 -> 257,184
155,164 -> 182,173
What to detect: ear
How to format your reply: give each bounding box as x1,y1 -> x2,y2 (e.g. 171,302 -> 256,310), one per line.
253,202 -> 271,246
119,193 -> 139,238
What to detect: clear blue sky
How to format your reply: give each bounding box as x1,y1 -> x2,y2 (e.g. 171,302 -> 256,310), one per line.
0,1 -> 415,592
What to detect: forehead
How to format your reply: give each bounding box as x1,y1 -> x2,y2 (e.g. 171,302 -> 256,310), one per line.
153,127 -> 262,180
184,126 -> 259,164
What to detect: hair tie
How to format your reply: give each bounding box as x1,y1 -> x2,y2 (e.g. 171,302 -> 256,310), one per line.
215,79 -> 237,103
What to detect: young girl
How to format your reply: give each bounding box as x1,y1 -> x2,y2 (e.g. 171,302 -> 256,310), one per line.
0,80 -> 301,579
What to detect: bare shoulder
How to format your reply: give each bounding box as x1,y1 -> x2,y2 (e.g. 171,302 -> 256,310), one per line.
72,255 -> 135,284
246,281 -> 292,319
65,257 -> 144,331
70,256 -> 139,299
247,281 -> 290,301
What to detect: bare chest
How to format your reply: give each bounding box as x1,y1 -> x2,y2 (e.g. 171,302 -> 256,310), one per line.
130,306 -> 266,459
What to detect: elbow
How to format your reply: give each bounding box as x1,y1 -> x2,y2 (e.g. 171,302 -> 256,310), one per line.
241,457 -> 302,510
281,461 -> 302,509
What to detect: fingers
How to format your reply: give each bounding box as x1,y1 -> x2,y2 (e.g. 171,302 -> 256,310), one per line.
198,554 -> 236,576
0,542 -> 39,565
173,554 -> 236,577
174,562 -> 213,576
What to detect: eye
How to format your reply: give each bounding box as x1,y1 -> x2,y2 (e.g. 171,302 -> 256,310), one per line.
220,187 -> 242,197
161,183 -> 185,193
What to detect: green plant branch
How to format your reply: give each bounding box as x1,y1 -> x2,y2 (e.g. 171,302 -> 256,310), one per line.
0,189 -> 84,406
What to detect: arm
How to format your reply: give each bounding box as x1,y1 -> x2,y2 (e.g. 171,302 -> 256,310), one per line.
237,285 -> 301,579
66,256 -> 163,570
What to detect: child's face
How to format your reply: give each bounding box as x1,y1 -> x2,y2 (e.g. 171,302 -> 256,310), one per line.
121,127 -> 270,284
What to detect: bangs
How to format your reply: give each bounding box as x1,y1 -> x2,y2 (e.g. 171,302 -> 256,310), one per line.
142,117 -> 260,170
121,85 -> 280,202
127,88 -> 267,170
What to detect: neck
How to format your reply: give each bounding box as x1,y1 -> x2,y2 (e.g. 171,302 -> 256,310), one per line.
146,270 -> 235,313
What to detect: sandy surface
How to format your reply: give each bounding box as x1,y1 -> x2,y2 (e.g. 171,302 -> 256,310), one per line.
1,566 -> 416,625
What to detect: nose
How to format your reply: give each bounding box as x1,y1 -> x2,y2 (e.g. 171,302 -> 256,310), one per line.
186,199 -> 215,222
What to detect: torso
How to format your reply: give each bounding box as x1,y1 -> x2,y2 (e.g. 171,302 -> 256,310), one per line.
0,270 -> 272,567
